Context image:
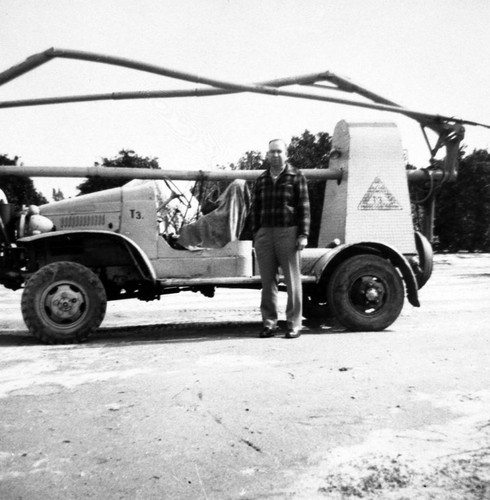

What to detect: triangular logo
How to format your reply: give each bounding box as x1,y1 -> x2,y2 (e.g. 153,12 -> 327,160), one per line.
358,176 -> 402,210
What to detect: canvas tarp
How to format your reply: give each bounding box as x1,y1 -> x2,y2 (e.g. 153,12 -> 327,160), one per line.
176,179 -> 251,249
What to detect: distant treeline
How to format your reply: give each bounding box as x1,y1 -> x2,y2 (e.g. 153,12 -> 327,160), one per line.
2,138 -> 490,252
433,149 -> 490,252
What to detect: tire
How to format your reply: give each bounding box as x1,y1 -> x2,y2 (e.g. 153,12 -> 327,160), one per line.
21,261 -> 107,344
302,287 -> 334,319
327,254 -> 404,331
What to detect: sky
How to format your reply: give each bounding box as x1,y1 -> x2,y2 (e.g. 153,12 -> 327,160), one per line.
1,0 -> 489,199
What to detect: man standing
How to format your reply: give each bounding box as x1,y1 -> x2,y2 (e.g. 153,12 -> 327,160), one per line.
253,139 -> 310,339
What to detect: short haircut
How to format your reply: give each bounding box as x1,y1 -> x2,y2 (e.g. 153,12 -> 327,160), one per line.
268,138 -> 287,149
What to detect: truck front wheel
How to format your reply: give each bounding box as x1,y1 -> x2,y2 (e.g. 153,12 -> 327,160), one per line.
21,262 -> 107,344
327,254 -> 404,331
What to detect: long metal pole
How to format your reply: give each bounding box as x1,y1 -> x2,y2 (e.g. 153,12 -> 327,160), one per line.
0,165 -> 342,181
0,164 -> 442,183
0,72 -> 337,109
1,48 -> 488,129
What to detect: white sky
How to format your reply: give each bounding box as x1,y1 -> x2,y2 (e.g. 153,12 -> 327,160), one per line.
1,0 -> 489,199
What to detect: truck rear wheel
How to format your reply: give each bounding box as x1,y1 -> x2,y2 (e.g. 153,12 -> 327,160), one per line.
21,262 -> 107,344
327,254 -> 404,331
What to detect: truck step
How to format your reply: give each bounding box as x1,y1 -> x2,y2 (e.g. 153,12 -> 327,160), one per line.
157,275 -> 317,287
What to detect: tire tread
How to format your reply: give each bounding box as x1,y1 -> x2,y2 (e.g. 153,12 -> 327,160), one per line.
21,262 -> 107,344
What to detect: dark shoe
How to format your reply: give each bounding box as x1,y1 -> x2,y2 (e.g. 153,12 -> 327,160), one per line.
259,326 -> 277,338
285,329 -> 301,339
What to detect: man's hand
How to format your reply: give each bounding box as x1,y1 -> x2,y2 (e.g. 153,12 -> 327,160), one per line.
296,235 -> 308,251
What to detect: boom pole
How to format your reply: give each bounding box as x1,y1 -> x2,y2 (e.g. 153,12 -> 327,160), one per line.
1,48 -> 489,183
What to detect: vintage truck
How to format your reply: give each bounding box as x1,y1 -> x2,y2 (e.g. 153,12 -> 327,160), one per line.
0,48 -> 486,343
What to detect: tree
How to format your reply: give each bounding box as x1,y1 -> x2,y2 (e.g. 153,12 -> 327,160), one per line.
434,149 -> 490,252
193,151 -> 264,215
77,150 -> 160,195
52,188 -> 65,201
287,130 -> 332,246
235,151 -> 263,171
193,132 -> 332,245
0,153 -> 47,208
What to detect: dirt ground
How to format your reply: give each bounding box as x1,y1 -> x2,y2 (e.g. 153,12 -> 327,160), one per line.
0,253 -> 489,499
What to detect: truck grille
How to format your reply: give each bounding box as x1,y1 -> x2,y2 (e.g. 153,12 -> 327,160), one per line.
59,214 -> 106,228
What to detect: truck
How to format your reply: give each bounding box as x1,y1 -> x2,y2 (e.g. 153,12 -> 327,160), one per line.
0,48 -> 487,344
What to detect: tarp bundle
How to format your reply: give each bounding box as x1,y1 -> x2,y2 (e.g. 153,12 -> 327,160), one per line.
177,180 -> 251,249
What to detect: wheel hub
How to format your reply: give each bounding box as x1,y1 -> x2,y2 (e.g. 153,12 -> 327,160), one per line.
365,282 -> 381,302
351,277 -> 386,312
47,284 -> 84,322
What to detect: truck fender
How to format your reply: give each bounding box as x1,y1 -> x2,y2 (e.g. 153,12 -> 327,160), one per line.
18,230 -> 157,284
311,241 -> 420,307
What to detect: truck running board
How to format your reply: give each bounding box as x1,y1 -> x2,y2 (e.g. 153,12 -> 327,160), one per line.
158,275 -> 317,288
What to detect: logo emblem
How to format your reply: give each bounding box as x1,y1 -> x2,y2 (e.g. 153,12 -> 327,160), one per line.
358,177 -> 402,211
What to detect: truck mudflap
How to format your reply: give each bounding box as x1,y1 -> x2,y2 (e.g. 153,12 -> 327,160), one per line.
304,241 -> 420,307
18,229 -> 157,284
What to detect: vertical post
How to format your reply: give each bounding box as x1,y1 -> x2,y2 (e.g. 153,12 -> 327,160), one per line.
421,196 -> 436,243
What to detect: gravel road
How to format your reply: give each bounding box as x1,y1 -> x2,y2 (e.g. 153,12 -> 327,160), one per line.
0,253 -> 489,499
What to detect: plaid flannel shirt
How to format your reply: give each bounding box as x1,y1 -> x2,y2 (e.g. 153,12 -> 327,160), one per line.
252,163 -> 310,237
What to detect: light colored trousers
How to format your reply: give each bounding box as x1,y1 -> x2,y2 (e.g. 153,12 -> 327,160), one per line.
254,226 -> 303,330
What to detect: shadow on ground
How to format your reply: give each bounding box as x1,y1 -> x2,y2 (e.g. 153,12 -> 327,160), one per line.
0,318 -> 345,347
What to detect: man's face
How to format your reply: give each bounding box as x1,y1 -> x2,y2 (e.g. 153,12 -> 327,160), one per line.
267,140 -> 287,169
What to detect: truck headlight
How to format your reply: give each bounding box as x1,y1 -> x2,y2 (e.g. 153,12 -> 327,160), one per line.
27,214 -> 54,235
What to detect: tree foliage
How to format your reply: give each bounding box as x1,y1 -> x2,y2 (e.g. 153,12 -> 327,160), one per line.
235,151 -> 264,171
287,130 -> 331,246
77,150 -> 160,195
4,136 -> 490,252
0,154 -> 47,208
193,132 -> 332,245
434,149 -> 490,252
193,150 -> 264,216
52,188 -> 65,201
